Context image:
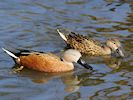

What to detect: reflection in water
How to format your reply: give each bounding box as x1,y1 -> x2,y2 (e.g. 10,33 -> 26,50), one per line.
83,55 -> 122,69
61,74 -> 80,92
17,68 -> 81,93
0,0 -> 133,99
64,92 -> 81,100
103,57 -> 122,69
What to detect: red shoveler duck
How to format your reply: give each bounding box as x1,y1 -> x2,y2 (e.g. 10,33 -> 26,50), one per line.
2,48 -> 92,72
57,29 -> 124,57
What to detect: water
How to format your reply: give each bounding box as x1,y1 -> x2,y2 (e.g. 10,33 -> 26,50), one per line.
0,0 -> 132,100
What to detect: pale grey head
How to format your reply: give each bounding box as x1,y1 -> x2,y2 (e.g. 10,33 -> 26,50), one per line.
62,49 -> 93,70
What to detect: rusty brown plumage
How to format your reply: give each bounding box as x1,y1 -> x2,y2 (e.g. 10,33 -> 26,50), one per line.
2,49 -> 93,72
19,53 -> 73,72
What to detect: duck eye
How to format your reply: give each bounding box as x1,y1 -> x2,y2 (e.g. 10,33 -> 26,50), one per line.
114,43 -> 115,44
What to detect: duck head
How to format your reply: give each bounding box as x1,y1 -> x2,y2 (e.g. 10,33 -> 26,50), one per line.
106,38 -> 124,57
62,49 -> 93,70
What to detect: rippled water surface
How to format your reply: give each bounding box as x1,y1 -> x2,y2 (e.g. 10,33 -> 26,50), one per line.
0,0 -> 133,100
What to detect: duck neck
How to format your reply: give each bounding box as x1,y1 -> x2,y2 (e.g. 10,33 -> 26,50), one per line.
102,45 -> 112,55
62,58 -> 74,68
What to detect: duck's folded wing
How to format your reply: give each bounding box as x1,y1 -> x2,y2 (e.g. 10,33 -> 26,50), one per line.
15,49 -> 46,57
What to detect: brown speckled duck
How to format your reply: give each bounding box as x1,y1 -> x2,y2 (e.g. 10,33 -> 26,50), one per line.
57,29 -> 124,57
2,48 -> 92,72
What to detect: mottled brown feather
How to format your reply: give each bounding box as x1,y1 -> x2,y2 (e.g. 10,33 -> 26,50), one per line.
65,33 -> 104,56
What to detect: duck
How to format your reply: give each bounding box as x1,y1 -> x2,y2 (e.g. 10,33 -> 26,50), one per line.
2,48 -> 92,72
57,29 -> 124,57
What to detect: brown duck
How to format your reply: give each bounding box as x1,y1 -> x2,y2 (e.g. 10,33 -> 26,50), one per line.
57,29 -> 124,57
2,48 -> 92,72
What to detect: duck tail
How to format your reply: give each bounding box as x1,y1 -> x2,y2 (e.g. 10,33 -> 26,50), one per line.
2,48 -> 18,59
57,29 -> 67,42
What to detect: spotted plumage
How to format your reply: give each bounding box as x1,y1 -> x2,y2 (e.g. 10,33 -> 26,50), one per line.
57,29 -> 124,57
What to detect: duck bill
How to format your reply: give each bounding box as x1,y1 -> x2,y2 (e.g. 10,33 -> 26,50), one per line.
77,59 -> 93,70
116,48 -> 124,57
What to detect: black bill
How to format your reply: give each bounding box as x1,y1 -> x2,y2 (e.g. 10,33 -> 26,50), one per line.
116,48 -> 124,57
77,59 -> 93,70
